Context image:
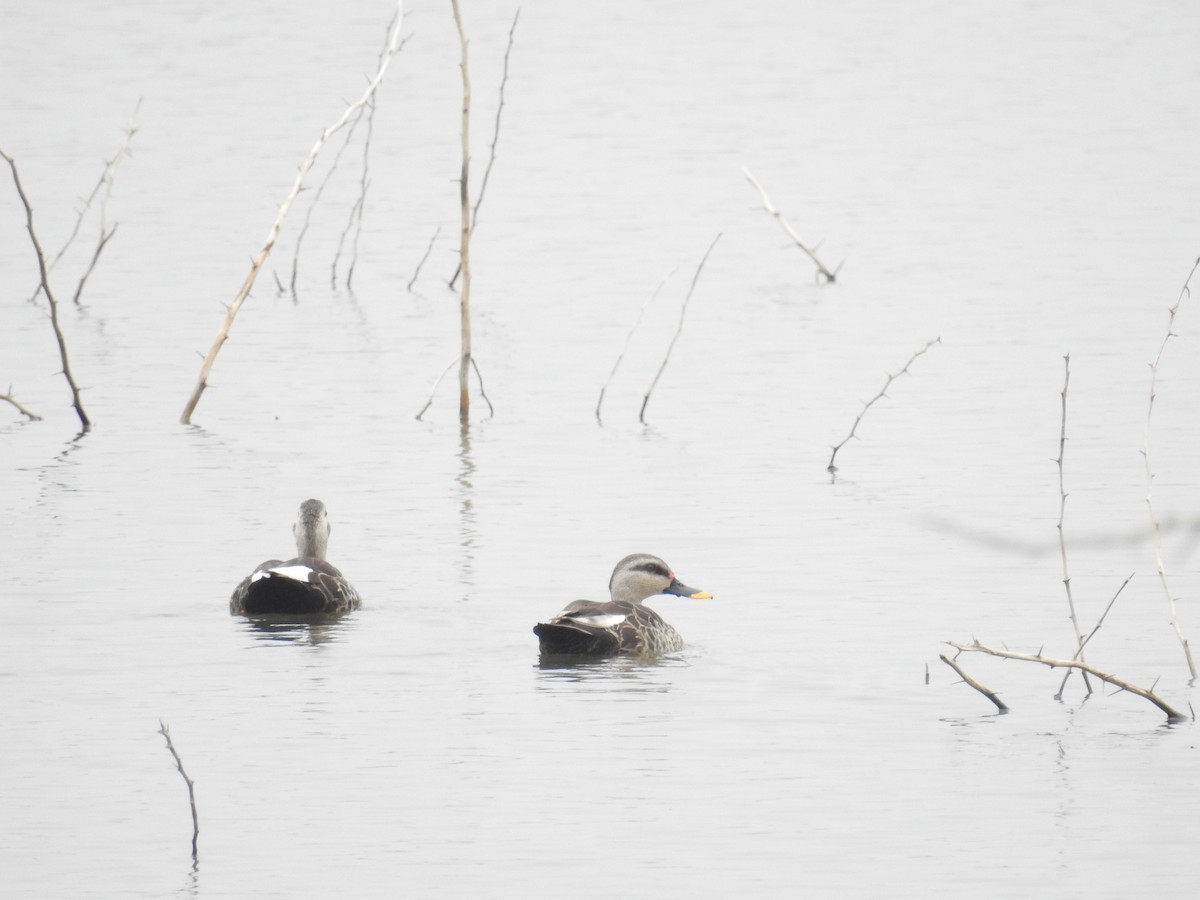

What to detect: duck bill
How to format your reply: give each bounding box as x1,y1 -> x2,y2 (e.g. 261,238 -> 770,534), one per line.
665,579 -> 711,599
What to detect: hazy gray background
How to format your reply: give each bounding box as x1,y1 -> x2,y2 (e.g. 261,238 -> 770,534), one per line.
3,1 -> 1199,896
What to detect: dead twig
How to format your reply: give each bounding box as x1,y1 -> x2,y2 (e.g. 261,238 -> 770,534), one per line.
640,234 -> 721,424
158,721 -> 199,860
827,337 -> 940,478
1142,255 -> 1200,681
742,166 -> 840,283
180,0 -> 406,425
947,641 -> 1188,722
1,390 -> 42,421
29,100 -> 139,304
451,0 -> 475,424
407,224 -> 442,292
415,354 -> 493,421
449,7 -> 520,290
1052,353 -> 1093,699
596,269 -> 676,423
940,653 -> 1009,714
2,149 -> 91,431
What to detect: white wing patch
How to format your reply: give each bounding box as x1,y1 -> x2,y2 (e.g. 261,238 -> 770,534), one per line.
251,564 -> 315,584
567,613 -> 627,628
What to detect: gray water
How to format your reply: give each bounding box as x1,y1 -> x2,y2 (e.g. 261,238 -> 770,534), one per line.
3,1 -> 1200,897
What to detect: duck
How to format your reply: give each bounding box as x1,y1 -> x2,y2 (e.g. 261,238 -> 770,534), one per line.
533,553 -> 711,656
230,499 -> 362,615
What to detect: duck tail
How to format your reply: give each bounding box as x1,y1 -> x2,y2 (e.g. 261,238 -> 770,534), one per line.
533,622 -> 620,656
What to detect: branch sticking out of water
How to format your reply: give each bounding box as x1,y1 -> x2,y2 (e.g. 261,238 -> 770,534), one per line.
1052,353 -> 1092,699
939,653 -> 1009,714
407,224 -> 442,293
639,234 -> 721,425
180,0 -> 406,425
415,355 -> 493,421
827,337 -> 940,479
1,148 -> 91,431
451,0 -> 474,425
1,390 -> 42,421
158,721 -> 199,861
596,269 -> 676,424
27,100 -> 140,305
448,7 -> 520,291
1142,255 -> 1200,682
742,166 -> 840,283
945,641 -> 1188,722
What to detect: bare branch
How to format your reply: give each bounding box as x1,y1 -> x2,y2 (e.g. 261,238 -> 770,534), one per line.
946,641 -> 1188,722
596,269 -> 676,423
1142,254 -> 1200,681
28,99 -> 140,303
158,721 -> 199,860
71,223 -> 118,306
640,234 -> 721,424
940,653 -> 1009,714
1052,353 -> 1093,699
451,0 -> 474,425
415,357 -> 457,421
180,0 -> 406,425
742,166 -> 839,283
2,148 -> 91,430
407,224 -> 442,292
449,7 -> 520,290
1,391 -> 42,421
827,337 -> 940,478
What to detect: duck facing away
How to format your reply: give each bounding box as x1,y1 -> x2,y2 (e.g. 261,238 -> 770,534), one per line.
230,499 -> 362,615
533,553 -> 711,657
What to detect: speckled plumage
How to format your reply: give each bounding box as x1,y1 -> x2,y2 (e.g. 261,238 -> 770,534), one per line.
230,499 -> 362,615
534,553 -> 710,657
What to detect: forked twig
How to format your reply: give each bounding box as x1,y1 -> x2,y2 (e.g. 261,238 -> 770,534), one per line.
596,269 -> 676,423
640,234 -> 721,424
448,7 -> 520,290
415,354 -> 494,420
947,641 -> 1187,722
180,0 -> 406,425
29,100 -> 140,303
827,337 -> 940,478
2,149 -> 91,430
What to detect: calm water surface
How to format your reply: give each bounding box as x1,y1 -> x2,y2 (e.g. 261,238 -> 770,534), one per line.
3,1 -> 1200,897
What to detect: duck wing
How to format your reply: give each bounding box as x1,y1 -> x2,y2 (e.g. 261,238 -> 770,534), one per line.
230,557 -> 362,615
534,600 -> 682,656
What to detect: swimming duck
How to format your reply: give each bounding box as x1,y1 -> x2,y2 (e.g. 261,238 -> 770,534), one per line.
230,499 -> 362,615
533,553 -> 711,656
